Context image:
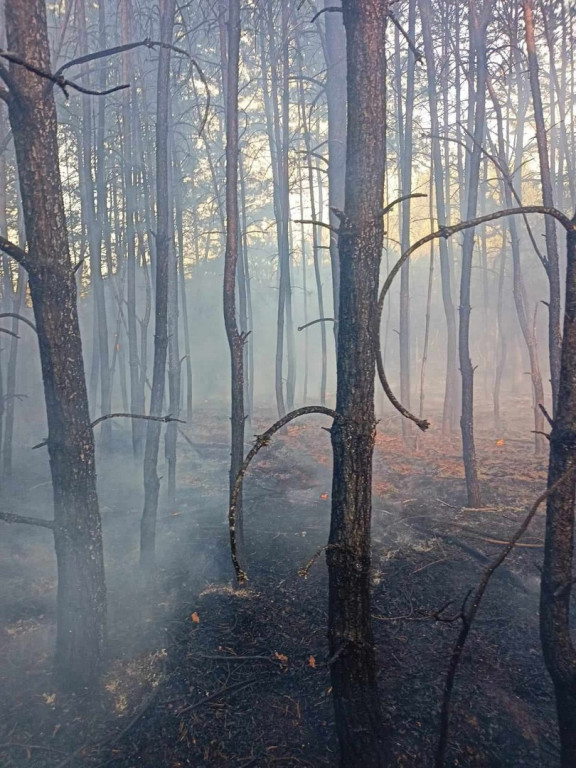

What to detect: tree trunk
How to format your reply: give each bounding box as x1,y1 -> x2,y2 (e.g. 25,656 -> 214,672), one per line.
223,0 -> 246,575
540,222 -> 576,767
398,0 -> 416,446
419,0 -> 459,434
4,0 -> 106,689
523,0 -> 562,411
140,0 -> 176,569
327,2 -> 389,764
324,0 -> 346,337
458,2 -> 488,509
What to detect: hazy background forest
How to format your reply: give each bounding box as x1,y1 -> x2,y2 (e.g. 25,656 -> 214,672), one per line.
1,0 -> 576,766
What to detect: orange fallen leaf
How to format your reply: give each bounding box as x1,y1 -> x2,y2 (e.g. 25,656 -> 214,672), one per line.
308,655 -> 316,669
320,493 -> 328,500
496,439 -> 505,446
274,652 -> 288,664
191,612 -> 200,624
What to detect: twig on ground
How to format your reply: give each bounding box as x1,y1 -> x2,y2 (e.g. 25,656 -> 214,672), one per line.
177,677 -> 259,715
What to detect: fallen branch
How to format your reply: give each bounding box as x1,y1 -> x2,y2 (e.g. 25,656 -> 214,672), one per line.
0,327 -> 19,338
229,406 -> 339,583
435,467 -> 575,767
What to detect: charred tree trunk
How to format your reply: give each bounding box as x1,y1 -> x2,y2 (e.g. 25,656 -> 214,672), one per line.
327,1 -> 389,764
540,220 -> 576,767
223,0 -> 246,574
4,0 -> 106,689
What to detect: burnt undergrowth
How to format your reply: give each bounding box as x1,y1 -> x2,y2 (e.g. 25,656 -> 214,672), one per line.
0,405 -> 565,767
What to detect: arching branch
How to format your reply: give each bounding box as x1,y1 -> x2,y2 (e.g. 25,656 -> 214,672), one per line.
229,406 -> 339,583
310,7 -> 343,24
0,313 -> 36,333
298,317 -> 335,332
380,193 -> 427,219
56,40 -> 210,134
377,206 -> 576,428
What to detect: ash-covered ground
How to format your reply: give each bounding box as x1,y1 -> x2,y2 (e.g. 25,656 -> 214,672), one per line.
0,398 -> 562,767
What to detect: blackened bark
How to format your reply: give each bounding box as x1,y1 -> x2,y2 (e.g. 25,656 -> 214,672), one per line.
223,0 -> 246,575
540,222 -> 576,768
5,0 -> 106,689
327,1 -> 389,765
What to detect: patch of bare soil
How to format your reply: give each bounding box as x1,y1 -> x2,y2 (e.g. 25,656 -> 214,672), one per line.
0,402 -> 562,766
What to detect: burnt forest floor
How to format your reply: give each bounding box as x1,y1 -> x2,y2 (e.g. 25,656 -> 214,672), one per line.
0,394 -> 564,767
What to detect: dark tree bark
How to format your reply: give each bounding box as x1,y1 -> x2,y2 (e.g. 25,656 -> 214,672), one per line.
3,0 -> 106,689
540,219 -> 576,767
140,0 -> 176,568
327,1 -> 390,764
223,0 -> 247,575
